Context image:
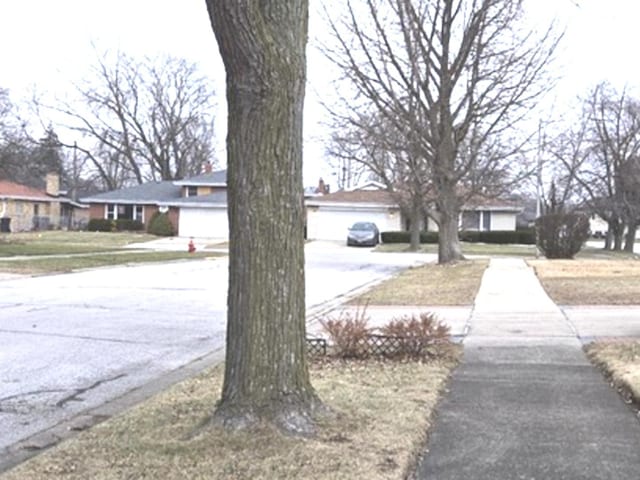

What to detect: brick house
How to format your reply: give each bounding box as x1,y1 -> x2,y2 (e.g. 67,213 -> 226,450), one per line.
0,174 -> 87,232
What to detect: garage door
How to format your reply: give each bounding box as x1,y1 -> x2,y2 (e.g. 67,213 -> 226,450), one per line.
178,207 -> 228,239
307,208 -> 400,241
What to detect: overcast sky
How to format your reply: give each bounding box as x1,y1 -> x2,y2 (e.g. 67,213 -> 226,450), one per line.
1,0 -> 639,185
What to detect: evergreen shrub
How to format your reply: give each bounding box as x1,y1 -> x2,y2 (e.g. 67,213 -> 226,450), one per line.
147,212 -> 175,237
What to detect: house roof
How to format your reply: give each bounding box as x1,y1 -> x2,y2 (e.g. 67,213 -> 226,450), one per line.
462,195 -> 523,212
306,189 -> 397,206
0,179 -> 51,202
306,187 -> 522,212
80,181 -> 181,205
81,170 -> 228,206
160,191 -> 228,208
173,170 -> 227,187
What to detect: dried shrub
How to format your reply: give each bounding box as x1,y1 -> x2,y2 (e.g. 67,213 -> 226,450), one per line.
379,312 -> 451,359
319,306 -> 371,359
535,213 -> 590,259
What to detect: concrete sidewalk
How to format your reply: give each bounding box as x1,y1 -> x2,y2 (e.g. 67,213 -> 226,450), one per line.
416,258 -> 640,479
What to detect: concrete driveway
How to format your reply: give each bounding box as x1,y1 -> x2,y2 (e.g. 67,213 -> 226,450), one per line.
0,242 -> 434,467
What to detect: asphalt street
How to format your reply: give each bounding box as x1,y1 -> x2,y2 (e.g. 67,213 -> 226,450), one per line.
0,243 -> 432,464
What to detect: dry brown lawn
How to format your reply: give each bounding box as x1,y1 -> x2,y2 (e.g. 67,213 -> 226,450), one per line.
2,352 -> 461,480
351,259 -> 488,306
529,259 -> 640,305
586,340 -> 640,403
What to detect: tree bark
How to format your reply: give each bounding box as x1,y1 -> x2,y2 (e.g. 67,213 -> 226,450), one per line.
206,0 -> 322,436
624,221 -> 637,252
438,209 -> 464,263
612,219 -> 624,251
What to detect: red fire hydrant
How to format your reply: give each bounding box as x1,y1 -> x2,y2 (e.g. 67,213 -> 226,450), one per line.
188,238 -> 196,253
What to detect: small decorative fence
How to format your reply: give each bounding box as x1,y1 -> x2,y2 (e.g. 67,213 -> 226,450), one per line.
306,338 -> 328,356
306,334 -> 446,359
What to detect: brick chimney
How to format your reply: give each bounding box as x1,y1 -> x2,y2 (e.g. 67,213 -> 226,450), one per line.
45,173 -> 60,197
316,177 -> 329,195
203,161 -> 213,173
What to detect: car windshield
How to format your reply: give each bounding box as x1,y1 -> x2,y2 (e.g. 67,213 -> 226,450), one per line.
350,222 -> 375,231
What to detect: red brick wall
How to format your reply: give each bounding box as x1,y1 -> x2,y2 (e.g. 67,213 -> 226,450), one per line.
89,204 -> 105,219
168,207 -> 179,234
144,205 -> 159,226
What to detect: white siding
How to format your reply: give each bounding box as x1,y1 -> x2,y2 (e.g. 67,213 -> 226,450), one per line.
307,206 -> 402,241
178,207 -> 228,238
425,211 -> 518,231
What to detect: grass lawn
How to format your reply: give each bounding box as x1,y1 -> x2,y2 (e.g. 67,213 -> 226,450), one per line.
586,340 -> 640,406
529,258 -> 640,305
0,231 -> 224,274
1,353 -> 461,480
375,242 -> 538,257
351,259 -> 488,306
0,231 -> 156,257
0,230 -> 469,480
0,251 -> 218,275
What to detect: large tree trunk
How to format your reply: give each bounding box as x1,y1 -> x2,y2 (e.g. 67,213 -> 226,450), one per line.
438,208 -> 464,264
611,219 -> 624,251
604,230 -> 612,250
206,0 -> 322,436
624,221 -> 637,253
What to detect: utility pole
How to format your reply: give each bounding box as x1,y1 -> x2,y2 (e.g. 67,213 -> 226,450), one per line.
535,120 -> 544,258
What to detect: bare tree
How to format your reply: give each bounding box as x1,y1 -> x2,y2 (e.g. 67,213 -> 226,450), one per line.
49,52 -> 216,187
324,0 -> 559,263
205,0 -> 323,435
0,92 -> 67,188
558,83 -> 640,251
329,112 -> 433,250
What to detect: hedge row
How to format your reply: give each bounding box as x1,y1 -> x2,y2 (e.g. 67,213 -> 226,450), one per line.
381,229 -> 536,245
87,218 -> 145,232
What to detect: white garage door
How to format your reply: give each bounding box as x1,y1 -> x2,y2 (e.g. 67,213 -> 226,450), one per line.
307,207 -> 400,241
178,207 -> 228,239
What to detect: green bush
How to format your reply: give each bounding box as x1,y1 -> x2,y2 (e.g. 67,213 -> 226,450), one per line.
460,230 -> 536,244
87,218 -> 145,232
114,219 -> 145,232
87,218 -> 115,232
380,231 -> 438,244
535,213 -> 590,259
147,212 -> 175,237
380,229 -> 535,245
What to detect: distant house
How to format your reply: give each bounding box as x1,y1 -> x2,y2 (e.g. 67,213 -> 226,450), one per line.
83,172 -> 522,240
81,170 -> 229,238
305,183 -> 523,241
306,188 -> 403,241
0,174 -> 87,232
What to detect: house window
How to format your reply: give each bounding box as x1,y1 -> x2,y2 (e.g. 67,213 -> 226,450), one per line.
105,204 -> 145,222
461,211 -> 480,230
34,204 -> 40,216
187,186 -> 198,197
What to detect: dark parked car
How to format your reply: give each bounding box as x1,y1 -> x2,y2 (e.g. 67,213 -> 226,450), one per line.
347,221 -> 380,247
